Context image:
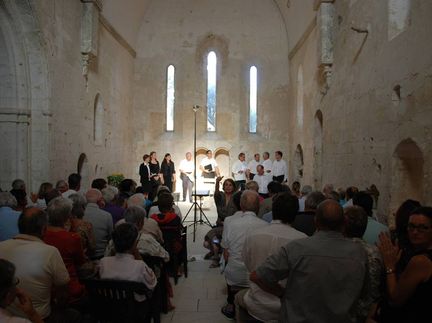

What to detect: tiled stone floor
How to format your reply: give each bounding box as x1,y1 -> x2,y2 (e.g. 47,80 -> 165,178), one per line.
161,198 -> 230,323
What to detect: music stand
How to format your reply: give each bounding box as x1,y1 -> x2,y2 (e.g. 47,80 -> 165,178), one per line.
181,105 -> 213,242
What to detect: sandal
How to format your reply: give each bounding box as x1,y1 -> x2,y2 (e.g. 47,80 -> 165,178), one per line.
221,304 -> 235,320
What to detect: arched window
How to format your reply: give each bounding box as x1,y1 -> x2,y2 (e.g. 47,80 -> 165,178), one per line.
94,94 -> 104,145
166,65 -> 175,131
206,51 -> 217,131
297,66 -> 304,128
249,66 -> 257,133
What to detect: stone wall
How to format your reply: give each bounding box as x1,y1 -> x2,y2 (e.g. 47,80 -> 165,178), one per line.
289,0 -> 432,223
0,0 -> 136,191
132,0 -> 290,191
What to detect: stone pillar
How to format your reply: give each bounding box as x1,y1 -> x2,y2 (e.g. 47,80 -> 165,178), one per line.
80,0 -> 102,81
315,0 -> 335,94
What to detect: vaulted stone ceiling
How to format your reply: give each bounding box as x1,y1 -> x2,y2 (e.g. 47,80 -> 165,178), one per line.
101,0 -> 315,53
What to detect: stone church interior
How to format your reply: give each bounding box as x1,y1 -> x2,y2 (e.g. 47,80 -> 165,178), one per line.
0,0 -> 431,322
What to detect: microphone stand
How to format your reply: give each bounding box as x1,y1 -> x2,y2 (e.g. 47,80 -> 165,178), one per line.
182,105 -> 212,242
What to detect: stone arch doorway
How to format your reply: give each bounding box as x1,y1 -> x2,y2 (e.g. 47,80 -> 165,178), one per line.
0,1 -> 49,191
293,144 -> 304,183
313,110 -> 323,190
214,147 -> 230,178
390,138 -> 424,211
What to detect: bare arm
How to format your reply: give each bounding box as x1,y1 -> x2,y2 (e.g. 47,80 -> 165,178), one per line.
15,288 -> 44,323
378,231 -> 432,305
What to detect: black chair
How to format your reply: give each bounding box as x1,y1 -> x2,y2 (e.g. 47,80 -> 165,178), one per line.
141,255 -> 169,322
82,279 -> 152,323
159,225 -> 188,284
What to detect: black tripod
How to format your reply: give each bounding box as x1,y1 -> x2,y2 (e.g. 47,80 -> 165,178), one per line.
181,105 -> 213,242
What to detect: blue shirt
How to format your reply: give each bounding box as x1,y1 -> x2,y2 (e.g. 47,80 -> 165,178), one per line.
0,207 -> 21,241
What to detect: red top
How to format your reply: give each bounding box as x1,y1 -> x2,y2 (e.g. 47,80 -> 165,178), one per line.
43,228 -> 86,299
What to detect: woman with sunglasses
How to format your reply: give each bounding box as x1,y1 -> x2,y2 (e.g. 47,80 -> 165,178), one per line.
376,206 -> 432,322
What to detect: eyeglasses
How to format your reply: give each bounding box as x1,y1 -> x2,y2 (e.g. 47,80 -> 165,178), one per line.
407,223 -> 432,233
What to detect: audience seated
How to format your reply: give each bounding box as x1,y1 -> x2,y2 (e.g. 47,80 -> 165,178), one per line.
0,208 -> 71,321
9,189 -> 27,212
105,206 -> 169,262
0,258 -> 44,323
91,178 -> 108,191
102,186 -> 125,225
0,192 -> 21,241
43,197 -> 90,302
34,182 -> 53,210
344,206 -> 383,322
392,199 -> 421,250
99,223 -> 157,303
257,181 -> 283,218
127,193 -> 163,243
292,191 -> 326,236
83,189 -> 113,260
354,191 -> 388,245
148,186 -> 183,220
118,179 -> 137,199
236,192 -> 306,322
343,186 -> 359,208
220,190 -> 266,319
377,206 -> 432,323
55,180 -> 68,194
298,184 -> 312,212
11,179 -> 34,208
62,174 -> 81,199
69,193 -> 96,259
251,200 -> 367,323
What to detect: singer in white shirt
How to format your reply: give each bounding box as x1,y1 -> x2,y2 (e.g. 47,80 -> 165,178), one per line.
179,152 -> 194,202
272,150 -> 287,183
247,153 -> 260,180
232,153 -> 248,190
254,165 -> 272,197
261,152 -> 272,175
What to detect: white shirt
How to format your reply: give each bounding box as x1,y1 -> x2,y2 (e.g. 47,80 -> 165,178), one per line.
254,174 -> 272,194
242,221 -> 307,322
0,235 -> 70,319
100,253 -> 157,301
272,159 -> 288,181
221,211 -> 267,287
298,196 -> 306,212
262,159 -> 273,175
62,189 -> 77,199
232,160 -> 248,181
179,158 -> 194,173
247,160 -> 260,175
200,157 -> 218,173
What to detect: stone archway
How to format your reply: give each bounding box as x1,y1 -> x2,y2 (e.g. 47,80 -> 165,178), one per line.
214,147 -> 230,178
0,0 -> 50,191
313,110 -> 323,190
390,138 -> 424,211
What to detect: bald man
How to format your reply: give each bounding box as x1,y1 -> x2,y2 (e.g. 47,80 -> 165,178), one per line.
251,200 -> 367,323
83,189 -> 113,259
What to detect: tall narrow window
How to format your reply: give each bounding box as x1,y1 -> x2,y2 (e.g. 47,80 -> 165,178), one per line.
94,94 -> 103,145
249,66 -> 257,133
297,66 -> 304,128
206,51 -> 217,131
166,65 -> 175,131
